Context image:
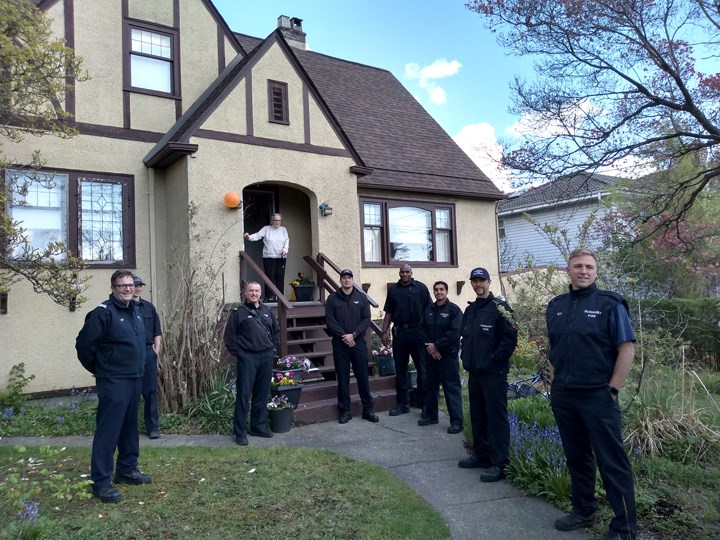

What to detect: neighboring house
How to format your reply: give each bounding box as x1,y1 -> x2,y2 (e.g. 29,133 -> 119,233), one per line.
498,173 -> 622,273
1,0 -> 505,394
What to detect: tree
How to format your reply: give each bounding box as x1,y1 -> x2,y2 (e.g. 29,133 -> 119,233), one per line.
467,0 -> 720,237
0,0 -> 89,307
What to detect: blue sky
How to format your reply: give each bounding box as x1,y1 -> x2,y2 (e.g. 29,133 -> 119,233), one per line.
213,0 -> 535,191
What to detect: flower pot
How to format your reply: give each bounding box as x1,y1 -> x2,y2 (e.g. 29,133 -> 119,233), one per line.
408,370 -> 418,388
292,284 -> 315,301
273,368 -> 304,383
271,383 -> 303,408
377,355 -> 395,376
269,407 -> 294,433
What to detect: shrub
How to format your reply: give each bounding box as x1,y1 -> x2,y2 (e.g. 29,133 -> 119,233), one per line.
186,367 -> 235,434
0,363 -> 35,413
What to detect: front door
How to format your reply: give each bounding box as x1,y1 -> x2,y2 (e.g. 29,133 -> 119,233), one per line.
242,187 -> 277,286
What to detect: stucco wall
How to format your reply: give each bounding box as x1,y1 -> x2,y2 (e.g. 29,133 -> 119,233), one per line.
201,78 -> 247,133
128,0 -> 173,27
179,0 -> 223,107
182,137 -> 358,302
73,1 -> 124,126
308,94 -> 344,149
250,43 -> 306,143
1,135 -> 156,393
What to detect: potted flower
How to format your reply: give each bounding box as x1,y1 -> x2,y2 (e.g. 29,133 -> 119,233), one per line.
290,272 -> 315,301
267,394 -> 295,433
274,355 -> 309,382
407,359 -> 418,388
270,372 -> 303,408
371,340 -> 395,376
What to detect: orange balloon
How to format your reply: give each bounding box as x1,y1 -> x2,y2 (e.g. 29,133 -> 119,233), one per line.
224,191 -> 241,208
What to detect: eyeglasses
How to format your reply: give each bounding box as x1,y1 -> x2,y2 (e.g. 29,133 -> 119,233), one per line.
272,219 -> 282,222
113,284 -> 135,290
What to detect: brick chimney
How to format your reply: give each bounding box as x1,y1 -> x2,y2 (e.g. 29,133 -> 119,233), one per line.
277,15 -> 306,50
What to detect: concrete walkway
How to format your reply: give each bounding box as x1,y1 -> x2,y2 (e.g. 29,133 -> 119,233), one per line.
1,410 -> 587,540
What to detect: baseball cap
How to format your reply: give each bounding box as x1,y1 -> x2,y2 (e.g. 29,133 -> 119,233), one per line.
339,268 -> 353,277
469,267 -> 490,280
133,276 -> 146,286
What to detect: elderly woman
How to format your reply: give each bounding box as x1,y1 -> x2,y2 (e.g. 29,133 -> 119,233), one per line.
243,213 -> 289,301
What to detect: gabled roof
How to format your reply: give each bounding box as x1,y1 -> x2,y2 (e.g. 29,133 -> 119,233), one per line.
235,33 -> 504,200
145,31 -> 360,169
498,172 -> 623,215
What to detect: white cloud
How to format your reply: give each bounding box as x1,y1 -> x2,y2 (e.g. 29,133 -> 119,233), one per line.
404,59 -> 461,106
427,86 -> 448,105
453,122 -> 514,193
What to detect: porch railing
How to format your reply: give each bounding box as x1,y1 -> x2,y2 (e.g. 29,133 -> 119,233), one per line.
303,253 -> 383,337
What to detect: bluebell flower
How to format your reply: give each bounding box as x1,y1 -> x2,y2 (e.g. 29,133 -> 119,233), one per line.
18,499 -> 39,524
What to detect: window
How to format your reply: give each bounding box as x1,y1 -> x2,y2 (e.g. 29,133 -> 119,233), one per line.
5,169 -> 135,267
361,198 -> 456,266
268,80 -> 289,124
498,218 -> 506,239
126,20 -> 178,97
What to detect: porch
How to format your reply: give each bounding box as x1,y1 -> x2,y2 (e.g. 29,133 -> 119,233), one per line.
238,251 -> 400,424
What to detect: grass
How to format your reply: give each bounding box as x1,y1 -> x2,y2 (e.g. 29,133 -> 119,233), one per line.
0,445 -> 451,539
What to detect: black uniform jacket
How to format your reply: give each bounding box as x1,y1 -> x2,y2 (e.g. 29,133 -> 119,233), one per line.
325,287 -> 371,341
546,283 -> 628,389
423,300 -> 462,356
224,301 -> 280,357
136,298 -> 162,346
75,294 -> 146,378
460,293 -> 518,374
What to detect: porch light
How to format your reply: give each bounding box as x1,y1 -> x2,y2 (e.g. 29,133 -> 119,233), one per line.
224,191 -> 242,209
319,202 -> 333,216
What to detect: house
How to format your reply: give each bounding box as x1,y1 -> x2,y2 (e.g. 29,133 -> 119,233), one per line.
2,0 -> 505,395
498,173 -> 622,273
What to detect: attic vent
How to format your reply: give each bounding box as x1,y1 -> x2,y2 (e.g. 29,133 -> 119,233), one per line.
268,80 -> 289,124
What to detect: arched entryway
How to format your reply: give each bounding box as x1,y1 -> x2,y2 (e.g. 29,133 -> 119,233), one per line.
242,183 -> 313,299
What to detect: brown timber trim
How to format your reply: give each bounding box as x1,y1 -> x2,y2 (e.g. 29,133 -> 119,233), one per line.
350,165 -> 373,177
145,142 -> 199,169
75,122 -> 163,142
195,129 -> 352,157
64,0 -> 75,118
217,22 -> 225,74
246,72 -> 253,136
174,0 -> 182,120
303,83 -> 310,144
122,0 -> 130,128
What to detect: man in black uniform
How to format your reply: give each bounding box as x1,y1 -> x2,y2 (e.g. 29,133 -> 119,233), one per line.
224,281 -> 280,446
76,270 -> 152,503
421,280 -> 464,433
547,248 -> 637,540
132,276 -> 163,439
381,264 -> 432,416
324,268 -> 379,424
458,267 -> 517,482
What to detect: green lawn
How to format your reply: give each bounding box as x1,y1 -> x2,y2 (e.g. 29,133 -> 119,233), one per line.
0,445 -> 451,539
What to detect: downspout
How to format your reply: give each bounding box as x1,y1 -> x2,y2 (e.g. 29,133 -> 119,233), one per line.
148,167 -> 157,302
495,199 -> 507,298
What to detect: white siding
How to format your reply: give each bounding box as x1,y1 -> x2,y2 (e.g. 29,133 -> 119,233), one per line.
500,201 -> 607,272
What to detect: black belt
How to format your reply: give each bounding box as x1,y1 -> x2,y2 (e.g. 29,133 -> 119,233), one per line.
396,323 -> 420,329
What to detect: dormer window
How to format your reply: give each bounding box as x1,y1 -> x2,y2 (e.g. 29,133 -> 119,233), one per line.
268,80 -> 289,124
125,20 -> 179,98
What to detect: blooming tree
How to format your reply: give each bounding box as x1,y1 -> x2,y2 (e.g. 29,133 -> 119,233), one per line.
1,0 -> 89,306
467,0 -> 720,237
